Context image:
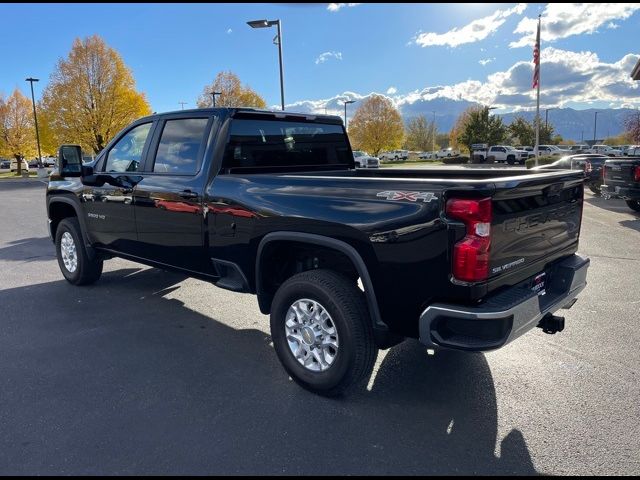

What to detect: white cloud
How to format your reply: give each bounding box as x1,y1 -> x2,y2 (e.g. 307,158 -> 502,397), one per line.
510,3 -> 640,48
315,51 -> 343,65
386,86 -> 397,95
479,58 -> 496,66
283,49 -> 640,115
327,3 -> 361,12
414,3 -> 527,48
226,28 -> 232,34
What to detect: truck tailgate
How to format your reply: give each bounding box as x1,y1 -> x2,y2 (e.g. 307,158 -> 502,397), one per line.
488,171 -> 584,281
604,159 -> 640,188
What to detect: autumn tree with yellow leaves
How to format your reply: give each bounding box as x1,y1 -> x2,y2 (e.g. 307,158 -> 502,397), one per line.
347,95 -> 404,156
0,89 -> 37,164
197,71 -> 267,109
41,35 -> 151,154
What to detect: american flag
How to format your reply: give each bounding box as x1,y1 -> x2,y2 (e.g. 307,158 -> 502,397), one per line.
532,17 -> 540,89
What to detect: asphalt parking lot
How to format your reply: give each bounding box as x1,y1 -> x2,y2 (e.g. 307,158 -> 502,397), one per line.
1,179 -> 639,475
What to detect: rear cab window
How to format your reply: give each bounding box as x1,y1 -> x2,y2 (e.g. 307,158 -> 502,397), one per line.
151,118 -> 210,175
222,117 -> 352,173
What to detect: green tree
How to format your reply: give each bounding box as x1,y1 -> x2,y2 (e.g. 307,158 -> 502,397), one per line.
348,95 -> 404,156
507,115 -> 556,145
456,106 -> 508,154
41,35 -> 152,154
0,90 -> 37,170
197,71 -> 266,108
508,116 -> 535,146
404,115 -> 436,151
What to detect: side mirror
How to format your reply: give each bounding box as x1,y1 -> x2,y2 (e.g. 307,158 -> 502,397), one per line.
58,145 -> 83,177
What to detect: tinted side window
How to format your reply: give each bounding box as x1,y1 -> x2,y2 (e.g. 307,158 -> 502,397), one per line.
152,118 -> 209,174
223,119 -> 351,171
104,123 -> 152,173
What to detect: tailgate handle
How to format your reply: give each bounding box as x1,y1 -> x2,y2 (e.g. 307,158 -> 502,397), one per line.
544,183 -> 563,198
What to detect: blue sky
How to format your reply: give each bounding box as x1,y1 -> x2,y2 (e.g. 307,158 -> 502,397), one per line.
1,3 -> 639,117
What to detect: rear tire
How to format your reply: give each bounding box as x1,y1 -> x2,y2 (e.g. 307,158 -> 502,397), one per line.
589,184 -> 602,196
55,217 -> 103,285
626,200 -> 640,212
270,269 -> 377,397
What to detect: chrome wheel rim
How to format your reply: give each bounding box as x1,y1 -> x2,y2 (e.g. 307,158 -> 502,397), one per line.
60,232 -> 78,273
285,298 -> 339,372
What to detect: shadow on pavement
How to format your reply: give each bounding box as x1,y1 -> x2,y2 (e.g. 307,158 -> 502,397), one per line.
0,237 -> 54,262
0,267 -> 537,475
584,194 -> 638,215
619,218 -> 640,232
0,179 -> 47,191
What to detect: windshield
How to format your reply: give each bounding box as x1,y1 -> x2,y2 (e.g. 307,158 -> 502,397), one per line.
353,151 -> 364,157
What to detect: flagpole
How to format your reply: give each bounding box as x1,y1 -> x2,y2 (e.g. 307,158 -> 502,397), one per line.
534,14 -> 541,167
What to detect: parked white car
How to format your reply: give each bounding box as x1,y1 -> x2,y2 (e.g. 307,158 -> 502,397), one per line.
434,148 -> 459,158
352,150 -> 380,169
378,150 -> 409,162
625,146 -> 640,156
567,144 -> 591,154
10,159 -> 30,172
418,151 -> 434,159
537,145 -> 565,157
587,145 -> 622,156
474,145 -> 529,164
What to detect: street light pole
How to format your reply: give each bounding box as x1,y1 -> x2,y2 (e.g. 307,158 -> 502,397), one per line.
545,108 -> 552,129
432,110 -> 436,154
593,111 -> 599,144
209,91 -> 221,107
343,100 -> 355,130
178,101 -> 187,110
275,20 -> 285,111
25,77 -> 42,169
247,19 -> 285,110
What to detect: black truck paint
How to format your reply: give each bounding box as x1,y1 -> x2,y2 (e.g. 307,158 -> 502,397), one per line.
602,157 -> 640,212
47,108 -> 590,395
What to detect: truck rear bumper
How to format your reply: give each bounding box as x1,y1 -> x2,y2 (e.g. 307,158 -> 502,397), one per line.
419,254 -> 590,351
601,185 -> 640,201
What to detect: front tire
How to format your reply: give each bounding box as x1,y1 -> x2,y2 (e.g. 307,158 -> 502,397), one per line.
55,217 -> 103,285
626,200 -> 640,212
270,270 -> 377,396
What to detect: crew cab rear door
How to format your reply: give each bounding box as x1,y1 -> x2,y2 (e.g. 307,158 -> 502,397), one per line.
132,113 -> 217,273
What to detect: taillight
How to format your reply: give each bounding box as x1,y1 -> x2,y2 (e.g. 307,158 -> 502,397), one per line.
446,197 -> 492,282
634,166 -> 640,183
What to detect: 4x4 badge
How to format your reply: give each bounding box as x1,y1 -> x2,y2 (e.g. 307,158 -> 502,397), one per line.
376,191 -> 437,203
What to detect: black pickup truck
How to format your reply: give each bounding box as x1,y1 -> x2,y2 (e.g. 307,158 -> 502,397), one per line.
602,157 -> 640,212
47,108 -> 590,396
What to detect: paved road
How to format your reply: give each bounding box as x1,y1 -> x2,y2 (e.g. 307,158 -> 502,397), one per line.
1,179 -> 639,475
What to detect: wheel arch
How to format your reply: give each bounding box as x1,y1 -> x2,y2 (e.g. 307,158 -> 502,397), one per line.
255,232 -> 386,332
47,195 -> 95,259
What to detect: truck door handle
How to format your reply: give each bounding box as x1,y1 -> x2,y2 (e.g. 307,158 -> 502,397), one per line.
179,190 -> 199,199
